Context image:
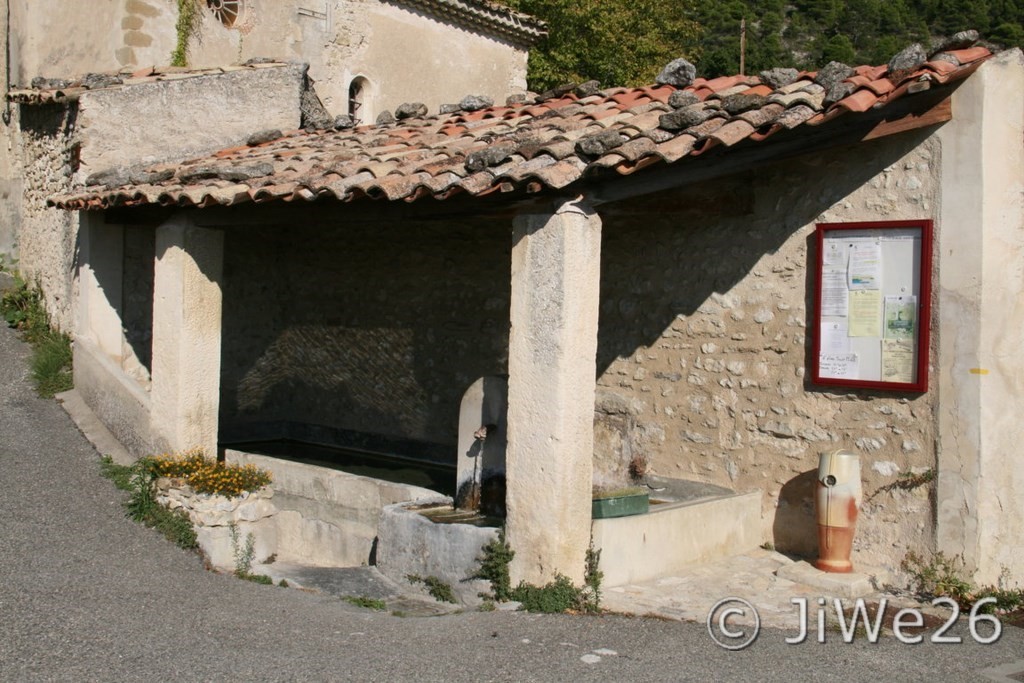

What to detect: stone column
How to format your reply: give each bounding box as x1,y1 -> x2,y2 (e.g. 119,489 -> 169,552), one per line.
506,198 -> 601,586
150,214 -> 224,457
935,50 -> 1024,583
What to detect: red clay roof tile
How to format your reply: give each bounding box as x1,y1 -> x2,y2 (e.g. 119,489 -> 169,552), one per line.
51,46 -> 994,210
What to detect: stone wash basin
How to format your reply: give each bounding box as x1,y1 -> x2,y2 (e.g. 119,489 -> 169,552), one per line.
591,476 -> 763,586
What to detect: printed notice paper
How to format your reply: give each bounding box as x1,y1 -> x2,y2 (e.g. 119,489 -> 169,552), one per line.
848,241 -> 882,290
848,289 -> 882,337
884,295 -> 917,340
822,241 -> 849,269
821,269 -> 848,317
882,339 -> 915,383
820,353 -> 859,379
820,321 -> 850,353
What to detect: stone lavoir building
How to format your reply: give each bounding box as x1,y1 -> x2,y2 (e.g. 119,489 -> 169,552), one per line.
0,0 -> 545,324
49,38 -> 1024,588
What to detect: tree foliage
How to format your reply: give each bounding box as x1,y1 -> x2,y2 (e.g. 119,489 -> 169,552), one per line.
501,0 -> 701,91
500,0 -> 1023,89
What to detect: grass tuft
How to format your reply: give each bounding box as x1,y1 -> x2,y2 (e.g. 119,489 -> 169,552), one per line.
1,273 -> 73,397
98,455 -> 197,550
343,596 -> 386,610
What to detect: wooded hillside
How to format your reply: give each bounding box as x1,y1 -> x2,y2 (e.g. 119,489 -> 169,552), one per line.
500,0 -> 1023,90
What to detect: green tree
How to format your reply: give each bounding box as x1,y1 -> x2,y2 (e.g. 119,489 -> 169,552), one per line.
502,0 -> 701,91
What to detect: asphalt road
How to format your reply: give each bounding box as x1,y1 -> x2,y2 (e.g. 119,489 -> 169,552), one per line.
1,318 -> 1022,682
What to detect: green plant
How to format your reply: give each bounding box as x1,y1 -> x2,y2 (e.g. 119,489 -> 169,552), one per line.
171,0 -> 203,67
147,450 -> 272,497
902,551 -> 975,607
278,579 -> 289,588
0,275 -> 73,397
32,332 -> 73,397
229,522 -> 271,584
474,529 -> 602,614
512,574 -> 581,613
581,544 -> 602,614
230,523 -> 254,573
407,574 -> 458,604
99,456 -> 133,492
902,552 -> 1024,618
239,572 -> 273,585
109,457 -> 197,550
475,528 -> 514,602
343,596 -> 386,610
872,469 -> 936,500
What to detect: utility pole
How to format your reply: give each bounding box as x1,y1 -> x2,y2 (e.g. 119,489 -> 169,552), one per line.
740,17 -> 747,75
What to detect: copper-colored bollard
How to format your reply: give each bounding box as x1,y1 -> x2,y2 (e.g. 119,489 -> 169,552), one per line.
815,450 -> 862,573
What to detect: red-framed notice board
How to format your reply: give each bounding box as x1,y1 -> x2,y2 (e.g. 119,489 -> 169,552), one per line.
812,220 -> 932,392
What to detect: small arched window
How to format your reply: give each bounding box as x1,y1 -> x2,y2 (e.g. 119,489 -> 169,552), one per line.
348,77 -> 369,126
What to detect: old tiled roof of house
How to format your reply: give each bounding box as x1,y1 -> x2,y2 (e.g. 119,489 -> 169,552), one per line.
7,61 -> 292,105
51,44 -> 994,212
388,0 -> 547,46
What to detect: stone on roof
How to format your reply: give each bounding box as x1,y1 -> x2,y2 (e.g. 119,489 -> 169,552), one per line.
50,42 -> 995,212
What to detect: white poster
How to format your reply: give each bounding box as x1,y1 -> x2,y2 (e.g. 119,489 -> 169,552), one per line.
820,321 -> 850,354
821,269 -> 848,317
848,241 -> 882,290
822,241 -> 849,269
819,353 -> 860,379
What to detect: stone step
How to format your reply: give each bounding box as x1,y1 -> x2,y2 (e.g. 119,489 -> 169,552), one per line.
592,481 -> 763,587
249,562 -> 461,617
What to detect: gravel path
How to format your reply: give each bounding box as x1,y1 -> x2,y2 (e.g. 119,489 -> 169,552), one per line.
1,316 -> 1022,682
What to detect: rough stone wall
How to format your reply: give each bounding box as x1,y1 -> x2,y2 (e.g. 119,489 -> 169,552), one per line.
15,103 -> 80,331
76,64 -> 305,177
219,215 -> 511,450
185,0 -> 529,120
7,0 -> 176,83
594,132 -> 941,572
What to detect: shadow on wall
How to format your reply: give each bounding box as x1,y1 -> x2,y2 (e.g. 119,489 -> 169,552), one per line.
217,215 -> 512,455
592,129 -> 937,549
218,130 -> 935,515
773,469 -> 818,560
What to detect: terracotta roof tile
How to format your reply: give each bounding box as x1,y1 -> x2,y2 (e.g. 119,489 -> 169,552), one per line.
52,46 -> 994,210
654,135 -> 697,163
834,89 -> 882,113
711,119 -> 757,146
945,46 -> 991,64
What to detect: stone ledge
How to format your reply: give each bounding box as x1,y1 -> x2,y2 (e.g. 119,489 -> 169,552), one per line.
775,560 -> 890,599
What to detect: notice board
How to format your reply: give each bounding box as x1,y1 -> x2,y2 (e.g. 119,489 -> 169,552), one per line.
812,220 -> 932,392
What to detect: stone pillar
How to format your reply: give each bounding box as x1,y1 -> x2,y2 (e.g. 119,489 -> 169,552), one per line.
506,198 -> 601,586
77,213 -> 124,359
150,214 -> 224,457
935,50 -> 1024,583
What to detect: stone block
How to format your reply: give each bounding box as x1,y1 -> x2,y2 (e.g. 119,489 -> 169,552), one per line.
775,561 -> 887,599
376,502 -> 498,606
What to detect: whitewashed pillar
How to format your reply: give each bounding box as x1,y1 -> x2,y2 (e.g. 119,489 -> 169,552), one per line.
506,197 -> 601,585
935,50 -> 1024,583
150,213 -> 224,456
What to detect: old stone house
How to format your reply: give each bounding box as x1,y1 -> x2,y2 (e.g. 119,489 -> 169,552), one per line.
45,35 -> 1024,589
0,0 -> 544,327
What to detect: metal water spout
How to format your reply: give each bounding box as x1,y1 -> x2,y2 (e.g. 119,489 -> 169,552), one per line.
455,376 -> 508,514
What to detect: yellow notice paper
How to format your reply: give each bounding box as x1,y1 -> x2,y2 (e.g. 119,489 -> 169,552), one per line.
848,289 -> 881,337
882,339 -> 915,383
